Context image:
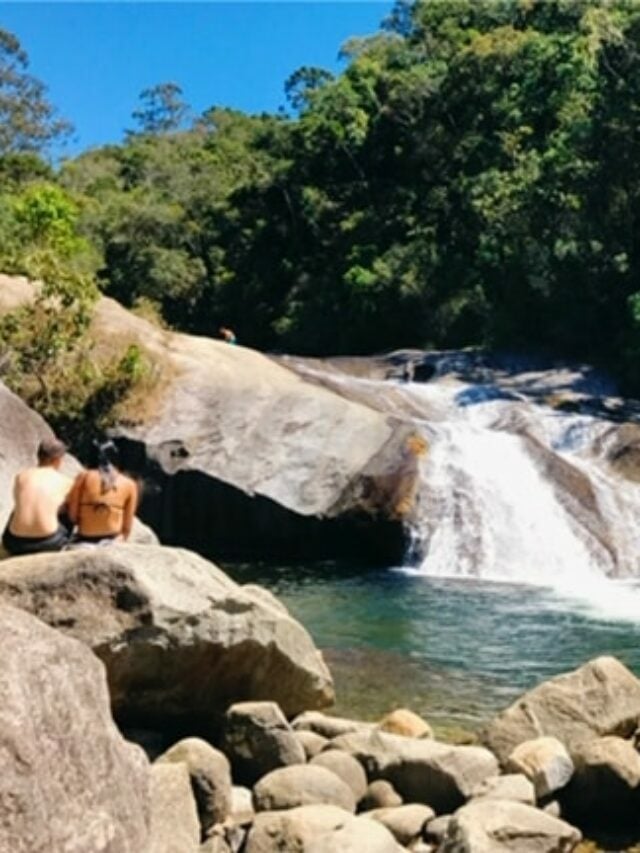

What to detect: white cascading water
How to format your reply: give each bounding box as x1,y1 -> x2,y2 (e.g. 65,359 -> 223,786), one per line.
289,357 -> 640,617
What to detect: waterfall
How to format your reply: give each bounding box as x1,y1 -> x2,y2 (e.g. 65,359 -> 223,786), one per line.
287,354 -> 640,598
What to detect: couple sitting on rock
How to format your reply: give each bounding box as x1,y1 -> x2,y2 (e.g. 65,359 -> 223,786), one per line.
2,437 -> 138,557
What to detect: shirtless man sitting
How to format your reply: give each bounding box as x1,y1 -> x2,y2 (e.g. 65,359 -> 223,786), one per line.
2,437 -> 73,556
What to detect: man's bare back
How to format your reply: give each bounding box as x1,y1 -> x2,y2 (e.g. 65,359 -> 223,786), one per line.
9,466 -> 73,537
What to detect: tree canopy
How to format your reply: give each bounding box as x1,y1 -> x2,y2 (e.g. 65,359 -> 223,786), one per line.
5,0 -> 640,392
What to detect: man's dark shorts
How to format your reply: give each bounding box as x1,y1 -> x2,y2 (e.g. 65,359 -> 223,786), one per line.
2,523 -> 69,556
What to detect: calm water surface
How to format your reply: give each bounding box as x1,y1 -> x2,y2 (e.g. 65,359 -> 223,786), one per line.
224,561 -> 640,735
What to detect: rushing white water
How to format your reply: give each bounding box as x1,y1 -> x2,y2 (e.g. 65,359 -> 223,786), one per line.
288,355 -> 640,614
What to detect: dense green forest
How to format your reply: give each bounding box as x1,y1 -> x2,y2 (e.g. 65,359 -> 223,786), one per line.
3,0 -> 640,396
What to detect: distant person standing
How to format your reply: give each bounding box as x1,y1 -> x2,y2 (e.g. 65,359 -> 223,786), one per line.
68,440 -> 138,544
2,437 -> 73,555
219,326 -> 237,344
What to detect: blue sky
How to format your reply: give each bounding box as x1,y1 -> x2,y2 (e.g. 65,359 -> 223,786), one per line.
0,2 -> 394,156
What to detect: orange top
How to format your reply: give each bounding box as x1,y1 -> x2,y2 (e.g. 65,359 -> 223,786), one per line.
68,468 -> 138,540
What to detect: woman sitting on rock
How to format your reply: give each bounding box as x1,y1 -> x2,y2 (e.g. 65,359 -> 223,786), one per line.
68,441 -> 138,545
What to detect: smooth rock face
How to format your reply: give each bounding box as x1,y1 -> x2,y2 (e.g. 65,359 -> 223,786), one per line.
0,603 -> 150,853
149,763 -> 200,853
331,729 -> 499,813
310,749 -> 368,802
482,656 -> 640,764
470,773 -> 536,805
507,737 -> 574,799
253,765 -> 357,813
244,805 -> 399,853
293,710 -> 374,739
0,545 -> 334,722
378,708 -> 434,739
367,804 -> 435,845
562,735 -> 640,824
296,730 -> 329,759
361,780 -> 404,810
157,738 -> 232,836
222,701 -> 306,786
440,799 -> 581,852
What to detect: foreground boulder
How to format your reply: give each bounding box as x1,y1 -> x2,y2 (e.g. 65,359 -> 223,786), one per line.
0,545 -> 334,724
330,730 -> 498,813
244,805 -> 400,853
0,603 -> 150,852
222,701 -> 306,786
149,762 -> 200,853
156,737 -> 232,837
506,737 -> 574,798
482,656 -> 640,764
253,765 -> 356,813
439,799 -> 581,852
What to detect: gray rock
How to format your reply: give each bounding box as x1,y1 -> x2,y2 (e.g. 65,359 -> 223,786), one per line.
200,837 -> 232,853
0,603 -> 150,853
293,710 -> 375,739
377,708 -> 434,739
310,749 -> 368,802
222,700 -> 306,786
157,737 -> 232,837
253,764 -> 356,813
231,785 -> 254,817
331,729 -> 498,813
481,656 -> 640,764
470,773 -> 535,805
367,804 -> 436,845
0,545 -> 334,722
149,762 -> 200,853
244,805 -> 400,853
562,735 -> 640,824
296,729 -> 329,759
439,799 -> 581,852
362,780 -> 404,810
424,815 -> 451,844
506,737 -> 574,798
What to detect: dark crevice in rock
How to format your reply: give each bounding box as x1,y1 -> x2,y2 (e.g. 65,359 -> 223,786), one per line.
116,438 -> 406,565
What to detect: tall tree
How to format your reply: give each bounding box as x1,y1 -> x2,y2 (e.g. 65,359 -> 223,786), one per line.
0,29 -> 72,155
131,82 -> 190,135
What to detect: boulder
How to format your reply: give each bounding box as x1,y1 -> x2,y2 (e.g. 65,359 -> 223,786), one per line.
331,729 -> 499,813
310,749 -> 368,802
424,815 -> 451,844
367,804 -> 435,846
481,656 -> 640,764
361,780 -> 404,810
253,765 -> 356,813
221,700 -> 306,786
562,735 -> 640,825
293,710 -> 374,739
296,730 -> 329,759
149,762 -> 200,853
0,603 -> 150,853
378,708 -> 433,739
244,805 -> 400,853
440,799 -> 581,852
200,837 -> 232,853
231,785 -> 254,817
469,773 -> 535,806
506,737 -> 574,798
157,737 -> 232,837
0,545 -> 334,724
